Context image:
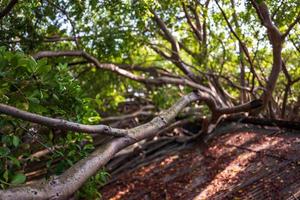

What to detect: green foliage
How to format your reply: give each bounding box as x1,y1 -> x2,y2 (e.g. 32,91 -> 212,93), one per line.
0,47 -> 100,188
0,0 -> 299,196
151,87 -> 181,109
76,170 -> 110,199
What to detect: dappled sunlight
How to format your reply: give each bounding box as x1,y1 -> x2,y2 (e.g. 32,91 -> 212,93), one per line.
101,129 -> 300,199
193,151 -> 257,199
160,155 -> 179,167
193,133 -> 282,199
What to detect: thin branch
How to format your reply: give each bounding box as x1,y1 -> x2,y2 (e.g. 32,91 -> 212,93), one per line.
33,51 -> 145,82
44,36 -> 79,43
282,12 -> 300,39
215,0 -> 263,88
182,3 -> 202,42
101,105 -> 155,123
46,0 -> 80,48
0,103 -> 128,137
150,9 -> 199,82
33,50 -> 215,96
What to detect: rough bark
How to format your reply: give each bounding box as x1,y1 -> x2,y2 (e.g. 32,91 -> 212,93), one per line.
251,1 -> 283,111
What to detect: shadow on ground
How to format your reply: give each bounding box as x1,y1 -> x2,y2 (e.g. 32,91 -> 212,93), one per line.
100,125 -> 300,200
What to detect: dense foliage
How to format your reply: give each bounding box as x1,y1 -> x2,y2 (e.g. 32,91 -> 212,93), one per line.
0,0 -> 299,199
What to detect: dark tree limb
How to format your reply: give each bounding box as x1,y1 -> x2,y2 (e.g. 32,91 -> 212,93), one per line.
251,1 -> 283,113
0,0 -> 18,19
215,0 -> 263,89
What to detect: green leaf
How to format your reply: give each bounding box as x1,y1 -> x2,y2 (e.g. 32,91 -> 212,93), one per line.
87,116 -> 101,123
8,156 -> 21,167
12,136 -> 20,147
0,147 -> 10,157
36,64 -> 51,74
66,159 -> 73,166
28,97 -> 40,104
11,173 -> 26,185
83,144 -> 95,151
3,170 -> 8,182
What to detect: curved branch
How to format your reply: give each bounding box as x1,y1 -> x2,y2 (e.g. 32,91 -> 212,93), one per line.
251,1 -> 283,110
150,9 -> 199,82
33,51 -> 144,82
0,92 -> 201,200
33,50 -> 215,96
0,103 -> 127,137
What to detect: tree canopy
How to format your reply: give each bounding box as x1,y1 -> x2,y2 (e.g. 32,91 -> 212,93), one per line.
0,0 -> 299,199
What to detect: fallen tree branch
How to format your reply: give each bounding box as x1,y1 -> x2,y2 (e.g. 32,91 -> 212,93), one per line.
0,92 -> 201,199
0,89 -> 264,199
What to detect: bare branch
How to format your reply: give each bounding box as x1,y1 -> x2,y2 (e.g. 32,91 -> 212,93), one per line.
33,50 -> 217,97
101,105 -> 155,123
33,51 -> 145,82
0,103 -> 128,137
215,0 -> 263,88
44,36 -> 79,43
150,9 -> 199,82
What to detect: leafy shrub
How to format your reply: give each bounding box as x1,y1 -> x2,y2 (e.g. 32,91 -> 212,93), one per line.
0,47 -> 108,190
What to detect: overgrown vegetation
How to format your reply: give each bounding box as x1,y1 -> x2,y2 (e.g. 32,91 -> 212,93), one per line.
0,0 -> 299,199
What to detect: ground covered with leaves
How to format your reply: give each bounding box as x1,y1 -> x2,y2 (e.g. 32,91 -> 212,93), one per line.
101,126 -> 300,200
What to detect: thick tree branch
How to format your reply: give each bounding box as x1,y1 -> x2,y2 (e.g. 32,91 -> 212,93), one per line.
251,1 -> 283,111
0,92 -> 200,199
0,0 -> 18,19
0,90 -> 262,199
